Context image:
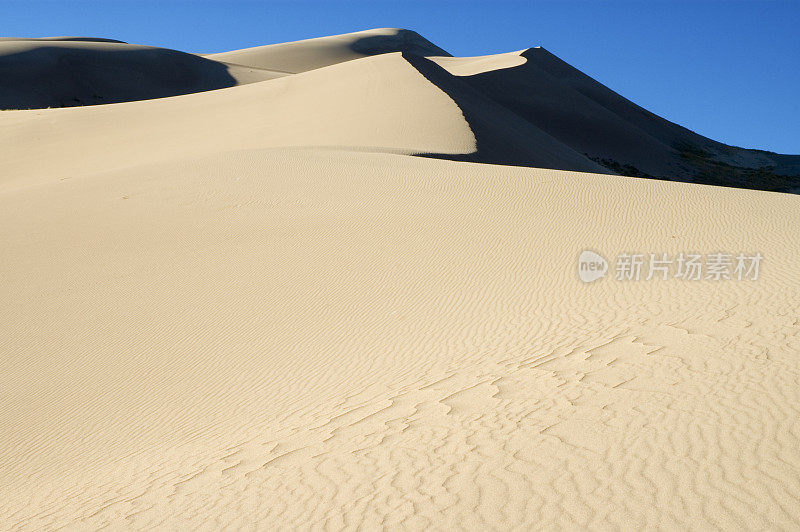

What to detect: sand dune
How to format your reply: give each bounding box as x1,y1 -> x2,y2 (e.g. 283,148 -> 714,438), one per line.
430,47 -> 800,190
0,49 -> 611,192
0,52 -> 478,191
404,52 -> 607,172
2,149 -> 799,529
2,29 -> 797,191
0,36 -> 127,43
2,27 -> 800,530
0,39 -> 282,110
204,27 -> 450,73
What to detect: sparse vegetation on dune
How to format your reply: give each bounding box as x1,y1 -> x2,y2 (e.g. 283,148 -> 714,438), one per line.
675,141 -> 798,192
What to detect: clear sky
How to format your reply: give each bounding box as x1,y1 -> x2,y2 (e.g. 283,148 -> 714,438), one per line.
4,0 -> 798,153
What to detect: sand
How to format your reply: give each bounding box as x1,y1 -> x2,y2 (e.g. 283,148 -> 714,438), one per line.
1,30 -> 800,530
203,28 -> 451,73
4,31 -> 796,187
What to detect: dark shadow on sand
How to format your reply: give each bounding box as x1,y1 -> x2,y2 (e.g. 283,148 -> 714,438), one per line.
0,44 -> 238,109
401,52 -> 608,174
402,48 -> 800,192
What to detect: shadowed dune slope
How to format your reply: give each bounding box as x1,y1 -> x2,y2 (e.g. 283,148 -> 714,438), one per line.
406,52 -> 608,173
432,48 -> 800,191
204,28 -> 451,73
0,36 -> 127,43
0,40 -> 283,109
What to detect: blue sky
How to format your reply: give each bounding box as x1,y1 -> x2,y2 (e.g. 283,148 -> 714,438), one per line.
4,0 -> 798,153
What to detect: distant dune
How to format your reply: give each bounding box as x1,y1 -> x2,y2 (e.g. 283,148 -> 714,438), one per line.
1,30 -> 797,191
429,47 -> 800,189
1,29 -> 799,530
0,39 -> 283,109
204,27 -> 451,73
0,36 -> 128,43
420,46 -> 799,189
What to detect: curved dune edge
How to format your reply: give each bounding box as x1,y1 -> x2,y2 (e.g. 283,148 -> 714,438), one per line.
1,148 -> 800,528
0,39 -> 285,110
204,27 -> 451,73
2,28 -> 797,191
0,36 -> 127,43
429,49 -> 528,76
0,52 -> 477,192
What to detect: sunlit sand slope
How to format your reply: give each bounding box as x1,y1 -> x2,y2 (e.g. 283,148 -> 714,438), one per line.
0,52 -> 476,191
204,27 -> 450,73
1,148 -> 799,529
0,50 -> 609,192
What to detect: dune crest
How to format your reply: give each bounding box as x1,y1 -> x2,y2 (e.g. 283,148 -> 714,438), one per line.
0,52 -> 476,191
2,28 -> 797,191
204,27 -> 450,73
0,36 -> 127,43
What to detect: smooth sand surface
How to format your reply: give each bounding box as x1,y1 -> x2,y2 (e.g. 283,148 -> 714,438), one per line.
204,28 -> 450,73
0,52 -> 476,192
430,49 -> 528,75
2,30 -> 800,530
